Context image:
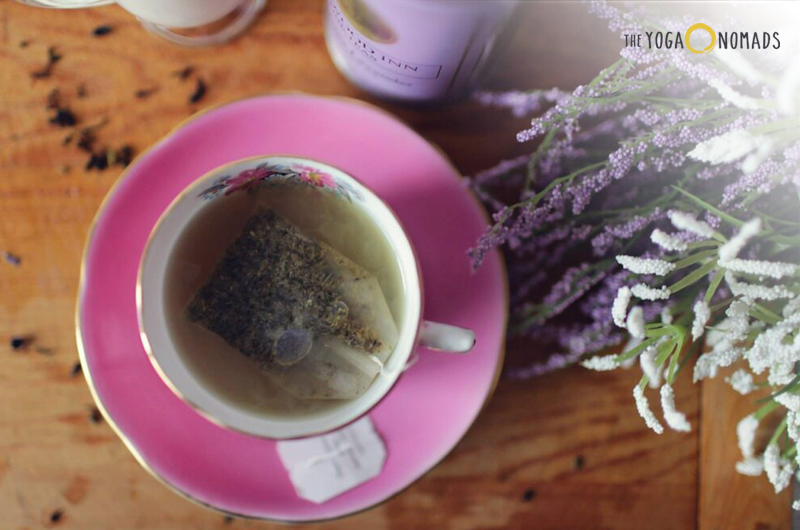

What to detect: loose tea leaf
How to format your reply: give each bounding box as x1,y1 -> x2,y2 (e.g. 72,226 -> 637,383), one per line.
10,336 -> 27,350
172,65 -> 194,80
3,251 -> 21,266
75,118 -> 108,153
88,407 -> 103,424
187,210 -> 382,370
92,25 -> 113,37
49,108 -> 77,127
50,509 -> 64,523
189,78 -> 207,104
85,152 -> 108,171
70,362 -> 82,377
31,46 -> 61,79
116,145 -> 134,167
522,489 -> 536,502
135,87 -> 158,99
46,88 -> 60,109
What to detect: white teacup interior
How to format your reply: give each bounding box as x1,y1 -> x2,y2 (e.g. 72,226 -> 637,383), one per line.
138,156 -> 421,438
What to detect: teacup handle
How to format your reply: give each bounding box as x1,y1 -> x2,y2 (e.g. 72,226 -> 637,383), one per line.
418,321 -> 475,353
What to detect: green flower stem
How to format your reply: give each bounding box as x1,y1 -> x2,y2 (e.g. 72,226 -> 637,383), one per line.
767,416 -> 788,447
688,240 -> 720,251
754,399 -> 780,420
761,374 -> 800,404
704,268 -> 725,304
676,340 -> 702,376
750,304 -> 782,326
668,260 -> 718,294
673,250 -> 718,270
654,338 -> 677,367
751,117 -> 800,135
615,336 -> 659,363
671,186 -> 737,237
709,296 -> 737,313
666,327 -> 687,384
645,327 -> 675,339
524,128 -> 558,192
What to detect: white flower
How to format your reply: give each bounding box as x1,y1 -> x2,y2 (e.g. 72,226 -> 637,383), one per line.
691,300 -> 711,341
620,336 -> 641,369
718,218 -> 762,263
746,313 -> 800,374
640,346 -> 661,389
581,354 -> 620,371
687,129 -> 761,165
612,286 -> 632,328
783,296 -> 800,318
768,362 -> 796,387
633,385 -> 664,434
726,272 -> 794,301
668,211 -> 715,238
708,79 -> 761,110
705,325 -> 727,347
626,306 -> 646,339
775,393 -> 800,412
651,229 -> 688,252
720,258 -> 797,280
788,411 -> 800,443
693,347 -> 745,381
736,414 -> 759,458
741,136 -> 776,174
631,284 -> 671,301
725,369 -> 755,395
616,255 -> 676,276
735,457 -> 764,476
764,443 -> 794,493
661,307 -> 673,325
660,384 -> 691,432
725,299 -> 751,342
794,500 -> 800,512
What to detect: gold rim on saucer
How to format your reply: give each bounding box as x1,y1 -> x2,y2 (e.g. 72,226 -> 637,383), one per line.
74,92 -> 509,523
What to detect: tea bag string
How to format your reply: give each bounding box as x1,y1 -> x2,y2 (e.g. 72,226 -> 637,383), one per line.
367,351 -> 419,376
298,442 -> 354,470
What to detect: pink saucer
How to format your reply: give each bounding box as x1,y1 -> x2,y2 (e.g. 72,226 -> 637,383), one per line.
77,94 -> 507,521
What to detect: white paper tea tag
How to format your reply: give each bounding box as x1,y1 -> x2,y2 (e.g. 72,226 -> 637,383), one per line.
276,417 -> 387,504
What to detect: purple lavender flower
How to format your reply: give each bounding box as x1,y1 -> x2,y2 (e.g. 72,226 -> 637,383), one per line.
468,0 -> 799,387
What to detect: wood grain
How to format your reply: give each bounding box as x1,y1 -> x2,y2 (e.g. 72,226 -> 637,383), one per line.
0,0 -> 788,528
699,365 -> 791,530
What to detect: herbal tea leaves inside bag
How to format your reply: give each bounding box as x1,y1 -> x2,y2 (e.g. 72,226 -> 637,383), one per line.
186,209 -> 399,400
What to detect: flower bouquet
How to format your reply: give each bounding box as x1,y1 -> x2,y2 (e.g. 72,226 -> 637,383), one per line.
470,1 -> 800,496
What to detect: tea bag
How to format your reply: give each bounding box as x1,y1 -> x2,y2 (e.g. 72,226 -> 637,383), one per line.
186,209 -> 399,400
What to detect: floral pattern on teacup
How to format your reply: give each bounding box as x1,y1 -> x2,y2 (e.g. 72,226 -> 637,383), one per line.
198,162 -> 364,202
294,165 -> 338,189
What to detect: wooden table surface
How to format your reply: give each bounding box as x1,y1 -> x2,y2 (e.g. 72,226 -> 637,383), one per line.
0,1 -> 791,528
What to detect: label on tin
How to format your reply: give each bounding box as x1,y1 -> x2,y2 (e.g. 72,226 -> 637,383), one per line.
328,0 -> 443,81
325,0 -> 517,101
276,416 -> 387,504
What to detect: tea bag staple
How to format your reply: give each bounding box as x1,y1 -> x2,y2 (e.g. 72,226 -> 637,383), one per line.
186,209 -> 399,400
